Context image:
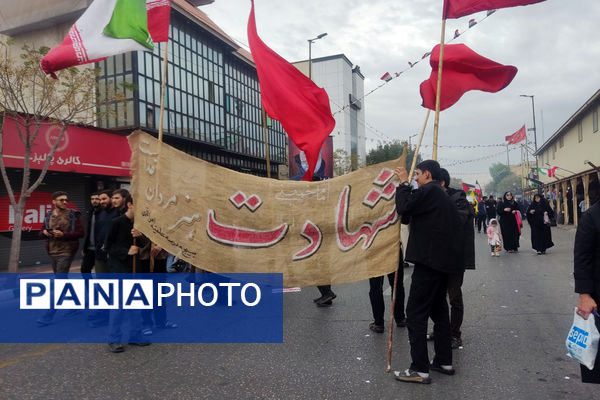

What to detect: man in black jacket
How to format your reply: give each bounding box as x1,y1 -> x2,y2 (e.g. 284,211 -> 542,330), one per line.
393,160 -> 460,384
81,192 -> 101,275
440,169 -> 475,349
574,180 -> 600,383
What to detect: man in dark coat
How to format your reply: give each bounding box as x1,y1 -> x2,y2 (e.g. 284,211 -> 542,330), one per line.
439,168 -> 475,349
81,192 -> 101,275
393,160 -> 460,384
485,196 -> 497,223
574,180 -> 600,383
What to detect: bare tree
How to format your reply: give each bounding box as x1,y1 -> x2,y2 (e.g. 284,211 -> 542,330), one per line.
0,40 -> 109,272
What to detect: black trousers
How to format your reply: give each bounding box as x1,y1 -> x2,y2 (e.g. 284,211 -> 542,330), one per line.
317,285 -> 333,296
406,264 -> 452,373
476,216 -> 487,233
140,258 -> 168,328
81,250 -> 95,274
447,271 -> 465,339
369,257 -> 405,325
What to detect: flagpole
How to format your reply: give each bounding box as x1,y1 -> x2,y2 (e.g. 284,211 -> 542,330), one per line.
261,107 -> 272,178
158,42 -> 169,143
506,143 -> 510,166
386,109 -> 430,373
432,19 -> 446,161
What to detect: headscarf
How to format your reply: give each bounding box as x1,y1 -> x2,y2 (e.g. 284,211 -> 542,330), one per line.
502,191 -> 515,205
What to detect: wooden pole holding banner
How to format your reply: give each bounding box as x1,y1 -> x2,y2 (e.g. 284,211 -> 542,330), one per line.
386,109 -> 431,373
432,19 -> 446,161
261,108 -> 272,178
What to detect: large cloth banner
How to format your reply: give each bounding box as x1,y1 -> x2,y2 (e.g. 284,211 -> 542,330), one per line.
128,131 -> 405,287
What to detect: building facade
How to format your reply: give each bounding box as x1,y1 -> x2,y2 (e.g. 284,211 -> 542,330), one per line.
294,54 -> 366,171
535,89 -> 600,226
0,0 -> 288,268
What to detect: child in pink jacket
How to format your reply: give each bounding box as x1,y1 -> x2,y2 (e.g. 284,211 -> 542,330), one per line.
487,218 -> 503,257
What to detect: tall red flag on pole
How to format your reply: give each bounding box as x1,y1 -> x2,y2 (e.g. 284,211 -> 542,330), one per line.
247,0 -> 335,181
443,0 -> 546,19
420,44 -> 517,111
146,0 -> 172,42
505,125 -> 527,144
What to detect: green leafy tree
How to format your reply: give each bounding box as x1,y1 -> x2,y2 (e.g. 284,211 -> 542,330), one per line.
0,40 -> 117,272
486,162 -> 512,195
366,140 -> 421,170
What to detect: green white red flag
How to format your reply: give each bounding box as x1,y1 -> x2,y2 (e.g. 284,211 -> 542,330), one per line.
537,167 -> 557,178
41,0 -> 171,79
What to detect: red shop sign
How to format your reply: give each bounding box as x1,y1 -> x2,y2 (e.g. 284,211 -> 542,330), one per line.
1,117 -> 131,176
0,192 -> 78,232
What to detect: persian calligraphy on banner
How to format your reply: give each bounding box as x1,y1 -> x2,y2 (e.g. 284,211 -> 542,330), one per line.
128,131 -> 405,287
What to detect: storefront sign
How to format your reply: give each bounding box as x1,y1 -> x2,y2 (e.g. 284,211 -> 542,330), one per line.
2,117 -> 131,176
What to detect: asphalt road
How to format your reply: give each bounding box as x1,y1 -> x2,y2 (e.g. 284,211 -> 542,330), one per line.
0,224 -> 598,400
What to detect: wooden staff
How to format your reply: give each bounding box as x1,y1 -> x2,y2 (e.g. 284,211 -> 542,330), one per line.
386,109 -> 430,373
261,107 -> 272,178
432,19 -> 447,161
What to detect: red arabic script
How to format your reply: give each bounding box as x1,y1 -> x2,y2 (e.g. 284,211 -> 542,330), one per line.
206,210 -> 288,248
336,186 -> 398,251
293,221 -> 322,261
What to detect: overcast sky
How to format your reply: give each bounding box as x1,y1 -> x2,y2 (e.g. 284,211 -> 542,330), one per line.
203,0 -> 600,185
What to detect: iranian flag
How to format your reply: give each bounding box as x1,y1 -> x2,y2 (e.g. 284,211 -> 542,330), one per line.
41,0 -> 171,79
537,166 -> 557,178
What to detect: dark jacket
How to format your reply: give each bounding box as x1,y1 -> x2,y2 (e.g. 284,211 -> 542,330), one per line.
574,202 -> 600,302
105,214 -> 135,263
94,207 -> 119,261
447,187 -> 475,270
485,199 -> 497,218
396,181 -> 461,273
82,208 -> 100,256
40,208 -> 84,256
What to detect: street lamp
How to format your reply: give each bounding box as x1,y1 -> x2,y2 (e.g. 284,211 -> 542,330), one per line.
308,33 -> 327,80
520,94 -> 538,170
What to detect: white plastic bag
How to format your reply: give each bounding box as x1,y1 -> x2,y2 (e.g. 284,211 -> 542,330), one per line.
566,309 -> 600,370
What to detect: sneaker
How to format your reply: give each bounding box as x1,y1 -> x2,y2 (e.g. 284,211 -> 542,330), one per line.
316,300 -> 333,307
451,336 -> 462,349
495,253 -> 500,257
430,361 -> 455,375
316,292 -> 336,306
536,251 -> 542,255
369,322 -> 384,333
426,332 -> 434,341
108,343 -> 124,353
394,369 -> 431,384
396,318 -> 407,328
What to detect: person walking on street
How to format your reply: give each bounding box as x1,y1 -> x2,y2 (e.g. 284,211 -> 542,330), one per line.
487,219 -> 503,257
37,191 -> 84,326
368,246 -> 406,333
485,196 -> 497,224
573,181 -> 600,383
496,191 -> 521,253
393,160 -> 459,384
526,194 -> 554,255
476,197 -> 488,234
81,192 -> 101,275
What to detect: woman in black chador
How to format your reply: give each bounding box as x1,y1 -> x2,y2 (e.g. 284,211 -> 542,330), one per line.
496,191 -> 521,252
526,194 -> 554,254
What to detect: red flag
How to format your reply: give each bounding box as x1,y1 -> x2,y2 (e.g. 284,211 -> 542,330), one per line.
548,166 -> 558,178
419,44 -> 517,111
380,72 -> 392,82
247,0 -> 335,181
505,125 -> 526,144
443,0 -> 546,19
147,0 -> 171,42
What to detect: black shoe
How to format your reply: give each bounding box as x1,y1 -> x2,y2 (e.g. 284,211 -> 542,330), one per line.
316,292 -> 336,306
36,318 -> 52,327
369,322 -> 384,333
313,295 -> 325,303
396,318 -> 407,328
128,342 -> 151,346
394,369 -> 431,384
316,300 -> 333,307
430,361 -> 455,375
451,336 -> 462,349
108,343 -> 124,353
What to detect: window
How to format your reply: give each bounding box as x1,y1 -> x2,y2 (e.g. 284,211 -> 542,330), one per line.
593,107 -> 598,132
552,143 -> 556,160
578,121 -> 583,142
559,136 -> 564,148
